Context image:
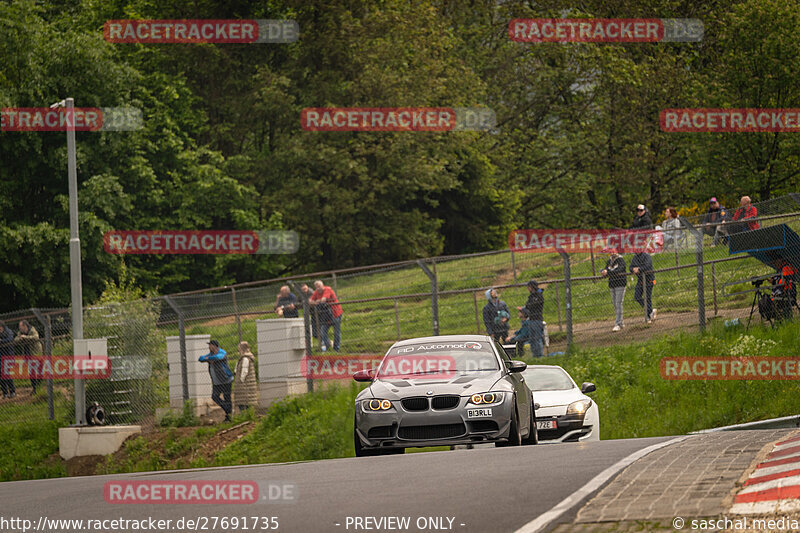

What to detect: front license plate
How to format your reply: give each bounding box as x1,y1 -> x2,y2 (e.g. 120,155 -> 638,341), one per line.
536,420 -> 557,430
467,408 -> 493,418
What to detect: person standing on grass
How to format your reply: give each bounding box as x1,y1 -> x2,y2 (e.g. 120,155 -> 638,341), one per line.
483,288 -> 511,343
520,280 -> 545,357
299,283 -> 318,349
630,250 -> 657,324
198,339 -> 234,422
234,341 -> 258,413
601,250 -> 627,332
15,320 -> 42,394
309,280 -> 343,352
0,322 -> 16,398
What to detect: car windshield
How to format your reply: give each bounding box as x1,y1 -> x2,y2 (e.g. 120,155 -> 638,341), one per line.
376,341 -> 499,378
525,367 -> 575,391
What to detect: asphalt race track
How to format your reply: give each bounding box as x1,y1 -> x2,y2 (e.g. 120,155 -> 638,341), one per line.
0,437 -> 673,533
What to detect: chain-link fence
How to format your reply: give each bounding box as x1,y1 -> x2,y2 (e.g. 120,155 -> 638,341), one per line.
2,195 -> 798,430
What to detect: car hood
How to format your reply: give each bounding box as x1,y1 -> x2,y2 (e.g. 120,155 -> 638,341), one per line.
363,371 -> 505,399
532,388 -> 586,407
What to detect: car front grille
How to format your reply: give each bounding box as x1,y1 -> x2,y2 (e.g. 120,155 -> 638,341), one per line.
401,397 -> 429,411
398,423 -> 466,440
431,395 -> 460,410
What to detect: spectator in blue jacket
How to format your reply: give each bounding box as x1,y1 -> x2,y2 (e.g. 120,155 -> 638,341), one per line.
198,340 -> 234,422
630,251 -> 657,323
0,322 -> 16,398
482,288 -> 510,343
506,307 -> 543,358
601,250 -> 627,332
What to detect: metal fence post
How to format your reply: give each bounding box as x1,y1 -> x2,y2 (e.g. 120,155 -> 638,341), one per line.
394,298 -> 401,340
555,281 -> 563,332
302,292 -> 313,393
231,287 -> 243,344
32,308 -> 54,420
331,272 -> 337,293
590,247 -> 597,280
510,249 -> 518,284
696,231 -> 706,333
164,296 -> 189,402
712,262 -> 718,316
417,260 -> 439,336
559,252 -> 573,351
675,247 -> 681,278
473,292 -> 481,333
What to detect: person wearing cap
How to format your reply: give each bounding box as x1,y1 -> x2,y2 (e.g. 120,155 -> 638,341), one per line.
521,280 -> 545,356
702,197 -> 728,245
505,307 -> 541,358
482,288 -> 511,343
198,340 -> 235,422
630,204 -> 653,229
601,249 -> 627,331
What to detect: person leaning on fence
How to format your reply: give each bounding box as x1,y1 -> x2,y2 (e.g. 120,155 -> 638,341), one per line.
703,197 -> 728,245
275,285 -> 299,318
309,280 -> 343,352
727,195 -> 759,234
630,250 -> 657,324
482,288 -> 511,343
234,341 -> 258,412
198,339 -> 234,422
299,283 -> 318,346
521,280 -> 545,357
15,320 -> 42,395
601,249 -> 627,332
0,322 -> 16,399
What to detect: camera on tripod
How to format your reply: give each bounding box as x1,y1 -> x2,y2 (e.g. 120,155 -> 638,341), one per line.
751,279 -> 765,288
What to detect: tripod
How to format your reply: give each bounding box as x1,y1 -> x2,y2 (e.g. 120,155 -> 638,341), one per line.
746,285 -> 773,330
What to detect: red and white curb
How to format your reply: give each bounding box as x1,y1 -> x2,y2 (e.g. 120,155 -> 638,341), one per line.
731,434 -> 800,514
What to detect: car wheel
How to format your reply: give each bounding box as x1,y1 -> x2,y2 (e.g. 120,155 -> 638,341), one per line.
523,404 -> 538,445
379,447 -> 405,455
496,404 -> 522,447
354,417 -> 379,457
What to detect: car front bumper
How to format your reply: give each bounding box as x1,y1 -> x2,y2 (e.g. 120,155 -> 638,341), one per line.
355,395 -> 516,450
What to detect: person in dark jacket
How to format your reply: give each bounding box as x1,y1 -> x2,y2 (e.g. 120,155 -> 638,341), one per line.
630,204 -> 653,229
601,250 -> 627,331
15,320 -> 42,394
702,197 -> 728,245
506,307 -> 543,358
0,322 -> 16,398
630,251 -> 657,323
521,280 -> 545,356
275,285 -> 299,318
482,288 -> 510,343
198,339 -> 235,422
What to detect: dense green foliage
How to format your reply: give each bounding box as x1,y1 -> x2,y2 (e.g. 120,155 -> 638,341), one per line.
2,0 -> 800,311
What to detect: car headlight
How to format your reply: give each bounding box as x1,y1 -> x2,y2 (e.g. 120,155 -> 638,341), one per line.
362,399 -> 393,411
468,392 -> 503,406
567,399 -> 592,415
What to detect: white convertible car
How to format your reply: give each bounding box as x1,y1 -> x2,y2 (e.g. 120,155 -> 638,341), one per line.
521,364 -> 600,442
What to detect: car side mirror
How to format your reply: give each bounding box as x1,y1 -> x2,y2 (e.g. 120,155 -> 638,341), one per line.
508,360 -> 527,373
353,370 -> 373,382
581,382 -> 596,394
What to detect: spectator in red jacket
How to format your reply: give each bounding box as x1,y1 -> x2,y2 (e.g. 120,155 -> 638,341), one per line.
309,280 -> 343,352
731,196 -> 759,231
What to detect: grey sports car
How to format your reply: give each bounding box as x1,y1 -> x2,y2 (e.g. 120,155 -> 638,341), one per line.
353,335 -> 537,456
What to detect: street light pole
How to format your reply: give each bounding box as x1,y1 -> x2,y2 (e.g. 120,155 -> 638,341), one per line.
55,97 -> 86,425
